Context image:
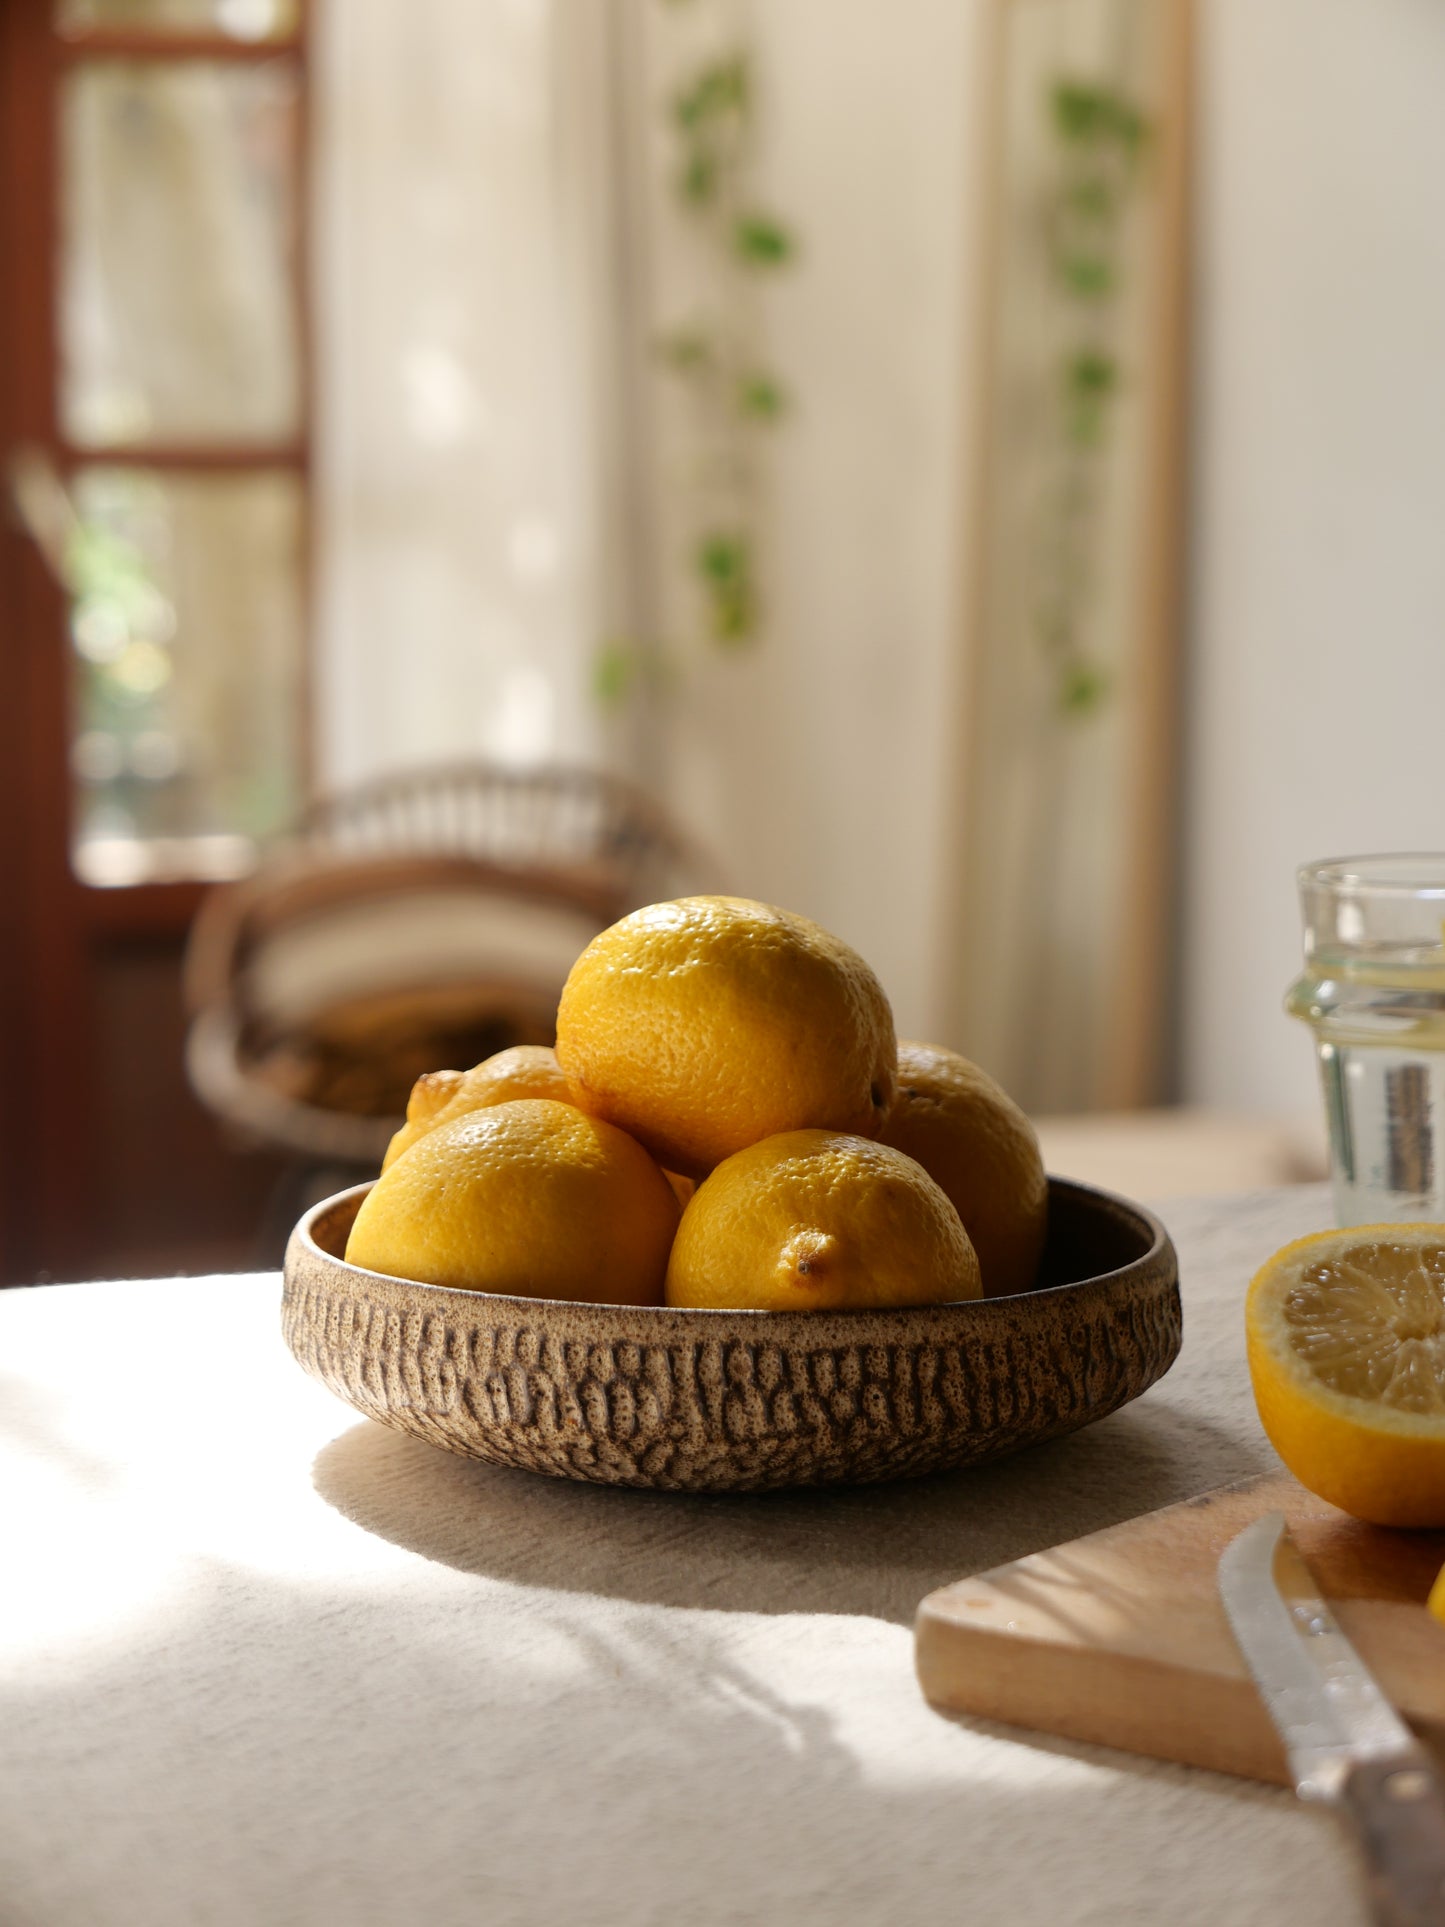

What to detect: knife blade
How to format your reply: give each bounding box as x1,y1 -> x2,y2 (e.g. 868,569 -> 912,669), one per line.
1219,1512 -> 1445,1927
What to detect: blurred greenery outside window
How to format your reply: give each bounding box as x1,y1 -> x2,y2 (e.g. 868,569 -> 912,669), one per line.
67,469 -> 304,886
56,18 -> 305,885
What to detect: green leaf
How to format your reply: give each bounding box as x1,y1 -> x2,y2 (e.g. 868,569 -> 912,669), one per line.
1058,660 -> 1111,717
1065,350 -> 1117,396
1063,353 -> 1118,445
738,373 -> 788,420
715,602 -> 755,644
654,327 -> 716,374
709,578 -> 757,643
593,641 -> 636,707
673,56 -> 750,131
1056,252 -> 1115,298
734,214 -> 795,267
696,532 -> 757,643
697,532 -> 748,585
1049,79 -> 1149,158
1051,81 -> 1110,143
1110,100 -> 1148,161
1063,176 -> 1117,222
679,146 -> 718,206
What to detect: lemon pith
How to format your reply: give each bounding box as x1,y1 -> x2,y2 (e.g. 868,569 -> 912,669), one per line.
1246,1226 -> 1445,1527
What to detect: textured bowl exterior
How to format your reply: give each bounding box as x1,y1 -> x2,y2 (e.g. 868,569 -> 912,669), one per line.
282,1178 -> 1180,1493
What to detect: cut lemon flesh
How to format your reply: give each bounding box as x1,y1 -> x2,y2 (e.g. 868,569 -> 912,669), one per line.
1279,1241 -> 1445,1413
1246,1226 -> 1445,1527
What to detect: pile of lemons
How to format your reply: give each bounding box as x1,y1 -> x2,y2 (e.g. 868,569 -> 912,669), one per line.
346,895 -> 1046,1314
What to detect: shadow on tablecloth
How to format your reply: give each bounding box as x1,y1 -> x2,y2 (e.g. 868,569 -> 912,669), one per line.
313,1395 -> 1262,1624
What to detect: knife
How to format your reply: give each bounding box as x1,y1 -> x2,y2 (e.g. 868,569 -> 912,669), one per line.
1219,1512 -> 1445,1927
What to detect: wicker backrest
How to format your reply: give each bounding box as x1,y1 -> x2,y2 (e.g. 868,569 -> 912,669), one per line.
293,762 -> 706,905
185,763 -> 717,1163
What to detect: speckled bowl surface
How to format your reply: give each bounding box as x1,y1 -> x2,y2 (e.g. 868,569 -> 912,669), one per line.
283,1177 -> 1179,1493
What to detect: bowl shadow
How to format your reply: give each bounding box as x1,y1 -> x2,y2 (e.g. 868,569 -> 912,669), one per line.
313,1394 -> 1252,1626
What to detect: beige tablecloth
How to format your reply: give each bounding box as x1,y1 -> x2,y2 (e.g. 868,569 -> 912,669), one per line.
0,1186 -> 1379,1926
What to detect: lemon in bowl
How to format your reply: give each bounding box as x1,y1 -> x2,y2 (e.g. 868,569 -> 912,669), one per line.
382,1045 -> 572,1171
348,1097 -> 679,1308
555,895 -> 896,1178
665,1129 -> 980,1312
879,1041 -> 1047,1298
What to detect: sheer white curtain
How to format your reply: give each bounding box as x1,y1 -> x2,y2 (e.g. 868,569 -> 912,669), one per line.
313,0 -> 613,790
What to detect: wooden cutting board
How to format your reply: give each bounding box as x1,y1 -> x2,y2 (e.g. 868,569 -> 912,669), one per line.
915,1473 -> 1445,1783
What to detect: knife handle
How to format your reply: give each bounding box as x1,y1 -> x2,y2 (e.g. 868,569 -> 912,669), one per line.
1338,1754 -> 1445,1927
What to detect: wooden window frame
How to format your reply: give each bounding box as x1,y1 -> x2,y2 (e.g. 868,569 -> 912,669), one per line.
9,0 -> 315,940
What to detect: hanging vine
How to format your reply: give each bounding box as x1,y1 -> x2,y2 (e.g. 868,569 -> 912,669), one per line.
596,0 -> 798,706
1033,74 -> 1149,719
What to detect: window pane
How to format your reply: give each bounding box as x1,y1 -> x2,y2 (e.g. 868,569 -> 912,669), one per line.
61,60 -> 300,447
69,467 -> 305,885
57,0 -> 298,41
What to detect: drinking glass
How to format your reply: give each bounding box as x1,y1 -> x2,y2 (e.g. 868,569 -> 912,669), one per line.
1288,855 -> 1445,1225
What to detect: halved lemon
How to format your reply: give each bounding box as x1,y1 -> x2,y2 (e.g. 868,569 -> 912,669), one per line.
1246,1225 -> 1445,1527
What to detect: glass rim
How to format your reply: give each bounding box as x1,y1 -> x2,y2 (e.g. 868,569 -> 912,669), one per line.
1299,854 -> 1445,898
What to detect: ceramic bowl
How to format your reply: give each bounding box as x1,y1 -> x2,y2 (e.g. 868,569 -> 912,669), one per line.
282,1177 -> 1180,1493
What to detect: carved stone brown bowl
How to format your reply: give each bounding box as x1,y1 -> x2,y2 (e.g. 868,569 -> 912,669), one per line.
283,1178 -> 1180,1493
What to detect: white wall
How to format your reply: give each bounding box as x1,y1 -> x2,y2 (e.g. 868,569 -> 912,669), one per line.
1181,0 -> 1445,1116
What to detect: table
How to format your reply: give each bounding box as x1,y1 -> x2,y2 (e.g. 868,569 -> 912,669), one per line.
0,1186 -> 1378,1926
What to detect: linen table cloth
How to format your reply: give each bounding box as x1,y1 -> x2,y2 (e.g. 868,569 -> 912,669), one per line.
0,1187 -> 1385,1925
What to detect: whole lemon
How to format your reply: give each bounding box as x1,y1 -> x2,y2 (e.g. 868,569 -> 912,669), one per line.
348,1098 -> 679,1306
382,1045 -> 570,1171
878,1041 -> 1047,1298
665,1129 -> 980,1311
556,897 -> 897,1177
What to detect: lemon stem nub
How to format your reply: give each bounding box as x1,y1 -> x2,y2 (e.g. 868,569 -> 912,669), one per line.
408,1068 -> 465,1123
782,1229 -> 839,1287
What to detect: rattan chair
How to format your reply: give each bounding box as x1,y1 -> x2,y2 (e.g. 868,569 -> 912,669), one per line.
185,762 -> 717,1173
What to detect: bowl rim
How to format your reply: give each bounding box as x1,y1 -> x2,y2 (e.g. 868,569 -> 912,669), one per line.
289,1174 -> 1172,1318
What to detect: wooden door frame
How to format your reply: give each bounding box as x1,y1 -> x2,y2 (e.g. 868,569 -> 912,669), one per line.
0,1 -> 92,1281
0,1 -> 313,1282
